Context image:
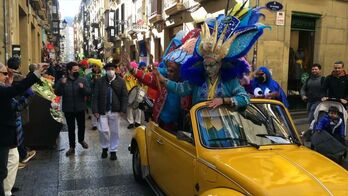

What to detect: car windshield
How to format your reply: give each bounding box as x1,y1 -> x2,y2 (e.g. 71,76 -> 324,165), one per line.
196,103 -> 299,149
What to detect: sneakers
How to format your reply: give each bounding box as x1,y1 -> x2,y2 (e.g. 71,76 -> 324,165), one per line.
92,126 -> 97,130
65,148 -> 75,157
110,152 -> 117,161
21,150 -> 36,163
134,123 -> 141,127
18,162 -> 26,169
79,141 -> 89,149
101,148 -> 108,159
127,124 -> 135,129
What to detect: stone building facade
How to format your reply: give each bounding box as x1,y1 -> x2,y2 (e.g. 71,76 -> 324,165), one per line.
74,0 -> 348,108
0,0 -> 59,74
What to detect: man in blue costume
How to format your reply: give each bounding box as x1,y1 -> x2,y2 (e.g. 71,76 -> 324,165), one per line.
250,66 -> 289,108
156,2 -> 269,110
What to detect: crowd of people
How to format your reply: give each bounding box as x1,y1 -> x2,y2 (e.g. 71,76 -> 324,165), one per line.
1,3 -> 348,195
301,61 -> 348,144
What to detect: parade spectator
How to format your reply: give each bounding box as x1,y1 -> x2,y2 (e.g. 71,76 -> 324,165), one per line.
45,62 -> 57,79
124,62 -> 142,129
300,64 -> 326,123
55,61 -> 91,157
314,106 -> 345,145
7,57 -> 24,83
8,59 -> 37,167
322,61 -> 348,105
92,62 -> 128,160
0,62 -> 47,196
86,59 -> 104,130
250,66 -> 289,107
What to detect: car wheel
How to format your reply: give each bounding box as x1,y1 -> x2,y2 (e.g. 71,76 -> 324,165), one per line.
132,144 -> 144,183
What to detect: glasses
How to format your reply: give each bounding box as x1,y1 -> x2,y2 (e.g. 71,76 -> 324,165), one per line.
0,72 -> 8,76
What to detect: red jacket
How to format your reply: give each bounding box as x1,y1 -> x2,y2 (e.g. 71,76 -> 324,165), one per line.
134,70 -> 164,123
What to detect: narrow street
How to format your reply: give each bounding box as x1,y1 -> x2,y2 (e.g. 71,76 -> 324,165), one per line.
14,118 -> 154,196
12,117 -> 348,195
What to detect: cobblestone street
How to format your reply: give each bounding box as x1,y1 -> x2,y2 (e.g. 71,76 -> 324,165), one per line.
14,118 -> 153,196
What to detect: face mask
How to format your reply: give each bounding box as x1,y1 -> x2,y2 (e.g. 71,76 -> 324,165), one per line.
256,76 -> 265,83
106,70 -> 115,78
72,72 -> 79,79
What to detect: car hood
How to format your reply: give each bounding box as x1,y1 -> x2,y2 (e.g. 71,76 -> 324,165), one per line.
200,146 -> 348,195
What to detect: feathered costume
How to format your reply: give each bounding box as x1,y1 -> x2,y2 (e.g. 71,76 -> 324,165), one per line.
165,1 -> 269,107
181,2 -> 269,85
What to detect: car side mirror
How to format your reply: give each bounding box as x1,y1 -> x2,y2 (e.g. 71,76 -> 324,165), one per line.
177,131 -> 194,144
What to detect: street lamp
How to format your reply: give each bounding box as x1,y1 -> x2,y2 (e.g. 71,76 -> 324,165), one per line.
62,19 -> 67,29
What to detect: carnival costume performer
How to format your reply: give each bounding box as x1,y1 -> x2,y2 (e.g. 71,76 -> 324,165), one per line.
86,58 -> 104,130
127,29 -> 201,131
124,62 -> 142,129
158,1 -> 269,110
250,66 -> 289,107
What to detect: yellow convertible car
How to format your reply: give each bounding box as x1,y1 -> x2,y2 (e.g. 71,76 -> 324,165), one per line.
129,99 -> 348,195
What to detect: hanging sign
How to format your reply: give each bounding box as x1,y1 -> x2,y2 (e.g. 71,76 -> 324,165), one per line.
266,1 -> 283,11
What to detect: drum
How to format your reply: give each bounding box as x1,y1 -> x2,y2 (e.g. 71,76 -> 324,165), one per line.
128,86 -> 146,109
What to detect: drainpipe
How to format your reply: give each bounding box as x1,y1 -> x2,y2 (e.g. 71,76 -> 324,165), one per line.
3,0 -> 8,63
251,0 -> 259,71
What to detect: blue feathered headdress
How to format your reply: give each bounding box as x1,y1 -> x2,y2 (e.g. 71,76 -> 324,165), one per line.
181,1 -> 270,85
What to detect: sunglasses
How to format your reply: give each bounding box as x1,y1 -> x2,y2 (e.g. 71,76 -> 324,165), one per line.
0,72 -> 8,76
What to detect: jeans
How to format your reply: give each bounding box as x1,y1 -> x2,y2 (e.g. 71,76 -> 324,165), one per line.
307,101 -> 320,123
64,111 -> 86,148
0,147 -> 10,196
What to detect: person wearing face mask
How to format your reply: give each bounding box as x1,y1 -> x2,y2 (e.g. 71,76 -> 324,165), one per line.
54,62 -> 91,157
86,59 -> 104,130
92,62 -> 128,160
250,66 -> 289,107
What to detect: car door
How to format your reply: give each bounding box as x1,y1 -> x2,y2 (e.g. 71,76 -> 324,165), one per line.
146,124 -> 168,190
147,125 -> 196,195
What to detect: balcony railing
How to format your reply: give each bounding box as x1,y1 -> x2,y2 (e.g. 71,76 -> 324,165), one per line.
149,0 -> 163,24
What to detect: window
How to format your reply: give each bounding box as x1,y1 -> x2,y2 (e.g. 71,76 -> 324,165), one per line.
196,103 -> 299,149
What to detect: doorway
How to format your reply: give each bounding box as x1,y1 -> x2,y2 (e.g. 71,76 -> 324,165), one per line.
287,13 -> 319,110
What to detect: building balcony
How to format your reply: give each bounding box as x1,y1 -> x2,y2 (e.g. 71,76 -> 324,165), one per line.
149,14 -> 163,24
38,9 -> 46,19
164,0 -> 185,16
30,0 -> 44,11
149,0 -> 163,24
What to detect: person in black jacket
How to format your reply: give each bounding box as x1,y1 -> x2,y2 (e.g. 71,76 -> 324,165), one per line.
92,62 -> 128,160
55,62 -> 91,157
322,61 -> 348,105
0,62 -> 47,196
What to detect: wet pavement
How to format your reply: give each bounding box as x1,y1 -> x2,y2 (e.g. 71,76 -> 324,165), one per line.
14,118 -> 154,196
